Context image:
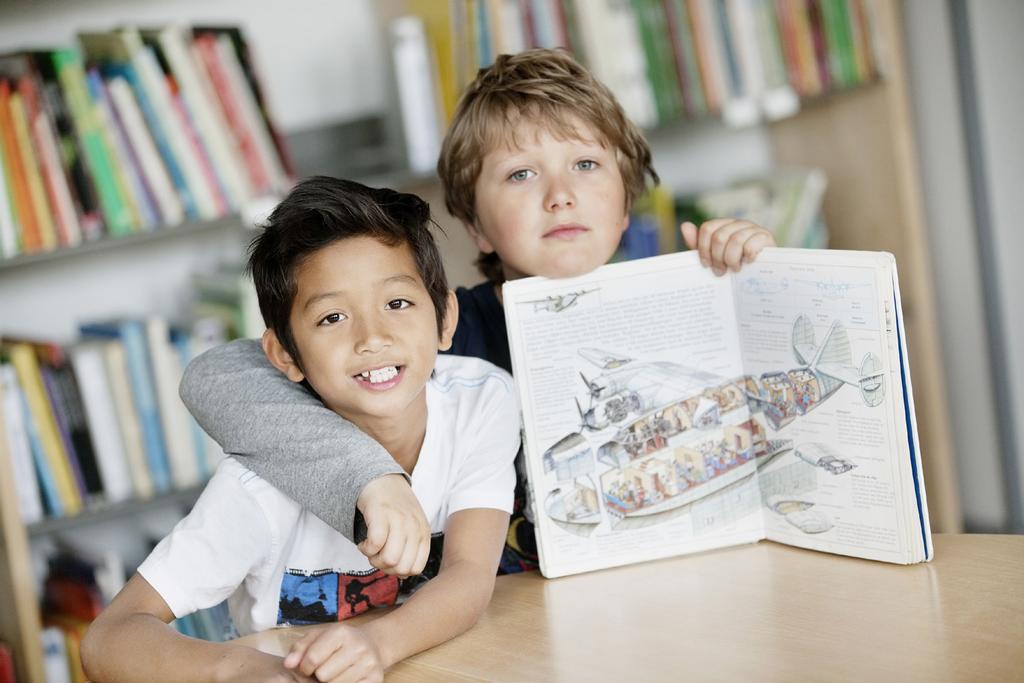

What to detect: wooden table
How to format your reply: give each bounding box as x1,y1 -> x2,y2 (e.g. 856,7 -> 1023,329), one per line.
235,534 -> 1024,682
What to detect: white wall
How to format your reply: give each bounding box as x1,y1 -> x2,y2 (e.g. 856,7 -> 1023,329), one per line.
969,0 -> 1024,528
903,0 -> 1023,530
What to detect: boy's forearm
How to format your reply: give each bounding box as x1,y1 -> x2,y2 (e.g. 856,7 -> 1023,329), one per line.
82,611 -> 272,683
179,339 -> 405,537
362,559 -> 497,668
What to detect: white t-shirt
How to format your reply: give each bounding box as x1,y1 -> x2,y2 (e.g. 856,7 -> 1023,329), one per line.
139,355 -> 519,635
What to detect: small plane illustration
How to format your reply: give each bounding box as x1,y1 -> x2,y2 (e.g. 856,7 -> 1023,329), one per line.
521,288 -> 596,313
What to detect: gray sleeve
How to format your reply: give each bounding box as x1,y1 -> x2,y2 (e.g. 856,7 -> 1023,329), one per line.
179,339 -> 404,540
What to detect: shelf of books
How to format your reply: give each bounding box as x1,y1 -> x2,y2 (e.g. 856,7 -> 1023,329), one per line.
0,21 -> 288,683
0,25 -> 294,265
381,0 -> 884,174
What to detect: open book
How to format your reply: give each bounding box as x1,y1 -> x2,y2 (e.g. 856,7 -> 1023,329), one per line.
503,248 -> 932,578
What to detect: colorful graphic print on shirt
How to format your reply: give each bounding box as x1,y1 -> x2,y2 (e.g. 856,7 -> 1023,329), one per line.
277,532 -> 445,624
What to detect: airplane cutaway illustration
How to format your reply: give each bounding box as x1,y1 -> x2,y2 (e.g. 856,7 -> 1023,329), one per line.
538,314 -> 885,533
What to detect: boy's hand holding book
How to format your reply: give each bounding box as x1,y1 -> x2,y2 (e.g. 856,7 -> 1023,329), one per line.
682,218 -> 776,276
356,474 -> 431,577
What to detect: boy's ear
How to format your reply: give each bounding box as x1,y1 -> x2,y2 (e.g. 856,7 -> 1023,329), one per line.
438,290 -> 459,352
463,219 -> 496,255
261,329 -> 306,383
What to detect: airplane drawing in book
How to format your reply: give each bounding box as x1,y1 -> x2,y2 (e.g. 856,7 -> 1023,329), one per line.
538,314 -> 885,533
520,288 -> 596,313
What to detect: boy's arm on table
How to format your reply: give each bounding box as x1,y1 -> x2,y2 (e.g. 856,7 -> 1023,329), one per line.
81,574 -> 315,683
681,218 -> 777,275
180,339 -> 430,575
81,476 -> 313,683
284,508 -> 510,681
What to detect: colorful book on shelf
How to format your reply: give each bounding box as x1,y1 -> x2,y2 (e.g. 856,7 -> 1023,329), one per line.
29,50 -> 105,241
0,110 -> 18,258
9,88 -> 60,249
80,319 -> 171,494
78,29 -> 217,222
663,0 -> 708,117
103,74 -> 184,227
84,68 -> 159,231
34,343 -> 108,500
20,67 -> 84,248
0,80 -> 43,252
3,342 -> 82,515
145,316 -> 201,489
402,0 -> 460,122
631,0 -> 684,125
192,26 -> 294,188
101,339 -> 154,500
0,363 -> 45,523
0,52 -> 83,248
142,25 -> 253,211
49,48 -> 135,237
169,328 -> 217,479
42,617 -> 88,683
138,30 -> 230,216
69,341 -> 135,504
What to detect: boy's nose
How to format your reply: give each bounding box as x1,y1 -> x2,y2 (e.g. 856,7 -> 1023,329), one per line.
544,176 -> 575,211
354,316 -> 393,354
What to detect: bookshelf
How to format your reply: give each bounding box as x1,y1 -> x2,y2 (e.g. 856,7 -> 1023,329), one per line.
0,2 -> 962,683
0,12 -> 286,683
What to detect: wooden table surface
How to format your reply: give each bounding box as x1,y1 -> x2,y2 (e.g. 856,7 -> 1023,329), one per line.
235,534 -> 1024,682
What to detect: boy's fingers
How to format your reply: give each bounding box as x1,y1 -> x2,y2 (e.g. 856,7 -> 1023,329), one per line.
412,535 -> 431,577
696,218 -> 735,268
296,628 -> 353,678
285,630 -> 321,670
721,226 -> 768,271
680,221 -> 699,253
707,220 -> 750,274
742,230 -> 776,261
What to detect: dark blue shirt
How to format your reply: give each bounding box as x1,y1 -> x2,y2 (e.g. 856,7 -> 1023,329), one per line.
445,281 -> 511,374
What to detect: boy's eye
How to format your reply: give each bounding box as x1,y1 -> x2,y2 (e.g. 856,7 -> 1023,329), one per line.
386,299 -> 412,310
576,159 -> 598,171
508,169 -> 534,182
318,312 -> 346,326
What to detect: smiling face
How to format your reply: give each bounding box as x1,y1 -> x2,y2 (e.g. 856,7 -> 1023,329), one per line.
468,116 -> 630,281
264,236 -> 457,440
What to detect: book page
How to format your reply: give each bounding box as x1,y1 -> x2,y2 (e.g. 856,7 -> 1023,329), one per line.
504,252 -> 767,577
731,249 -> 919,563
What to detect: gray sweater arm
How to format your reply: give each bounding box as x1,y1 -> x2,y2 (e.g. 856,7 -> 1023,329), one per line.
179,339 -> 404,539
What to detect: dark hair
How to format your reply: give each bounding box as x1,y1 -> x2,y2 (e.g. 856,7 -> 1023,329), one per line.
438,48 -> 659,283
247,176 -> 448,366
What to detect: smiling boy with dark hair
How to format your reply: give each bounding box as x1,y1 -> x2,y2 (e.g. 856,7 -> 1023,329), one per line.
82,177 -> 519,683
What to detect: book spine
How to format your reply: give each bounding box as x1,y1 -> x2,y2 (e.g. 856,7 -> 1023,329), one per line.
70,344 -> 134,503
39,365 -> 89,501
105,76 -> 184,227
51,49 -> 135,236
28,95 -> 83,247
192,35 -> 270,196
157,26 -> 252,210
102,341 -> 154,500
0,364 -> 45,523
0,114 -> 19,257
133,43 -> 219,220
106,63 -> 197,222
118,321 -> 172,493
8,344 -> 81,514
32,51 -> 105,241
84,68 -> 153,231
0,82 -> 42,252
9,90 -> 59,250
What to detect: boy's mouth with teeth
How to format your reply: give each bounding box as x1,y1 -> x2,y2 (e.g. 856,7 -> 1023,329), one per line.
355,365 -> 402,387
